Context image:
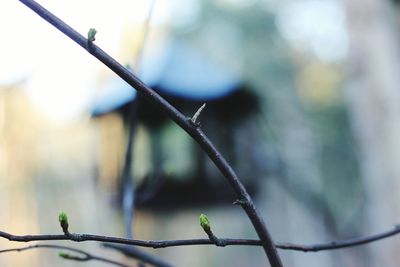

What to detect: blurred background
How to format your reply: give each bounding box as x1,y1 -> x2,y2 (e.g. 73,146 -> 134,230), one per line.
1,0 -> 400,266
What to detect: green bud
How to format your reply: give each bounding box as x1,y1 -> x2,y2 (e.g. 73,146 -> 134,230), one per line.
58,212 -> 69,234
59,212 -> 68,225
199,214 -> 210,231
88,28 -> 97,42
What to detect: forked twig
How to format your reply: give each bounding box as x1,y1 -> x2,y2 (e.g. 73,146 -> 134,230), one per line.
17,0 -> 283,266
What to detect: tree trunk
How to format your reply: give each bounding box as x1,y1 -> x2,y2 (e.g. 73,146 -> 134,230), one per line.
344,0 -> 400,265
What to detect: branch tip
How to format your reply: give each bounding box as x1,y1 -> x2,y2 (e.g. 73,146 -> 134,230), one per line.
191,103 -> 206,125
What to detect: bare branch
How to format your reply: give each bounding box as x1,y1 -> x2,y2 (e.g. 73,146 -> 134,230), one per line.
103,244 -> 173,267
277,225 -> 400,252
17,0 -> 283,266
0,243 -> 132,267
0,230 -> 259,248
133,0 -> 156,72
1,225 -> 400,252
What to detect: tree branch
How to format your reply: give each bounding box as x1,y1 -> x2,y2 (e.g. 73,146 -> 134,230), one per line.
1,224 -> 400,252
18,0 -> 283,266
0,243 -> 132,267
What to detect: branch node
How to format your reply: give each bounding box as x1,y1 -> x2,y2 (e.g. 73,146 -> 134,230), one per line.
69,233 -> 84,242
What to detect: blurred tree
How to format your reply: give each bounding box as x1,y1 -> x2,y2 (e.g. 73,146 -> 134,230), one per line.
345,0 -> 400,266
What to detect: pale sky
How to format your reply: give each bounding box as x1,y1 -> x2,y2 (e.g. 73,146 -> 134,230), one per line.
0,0 -> 195,123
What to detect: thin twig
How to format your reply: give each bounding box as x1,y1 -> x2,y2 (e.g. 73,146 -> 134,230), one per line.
103,243 -> 173,267
1,225 -> 400,252
17,1 -> 283,266
134,0 -> 156,72
0,243 -> 131,267
277,224 -> 400,252
120,0 -> 156,239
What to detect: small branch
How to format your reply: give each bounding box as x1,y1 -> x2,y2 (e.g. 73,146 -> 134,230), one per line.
277,224 -> 400,252
103,243 -> 173,267
190,103 -> 206,126
0,244 -> 131,267
1,225 -> 400,251
133,0 -> 156,71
